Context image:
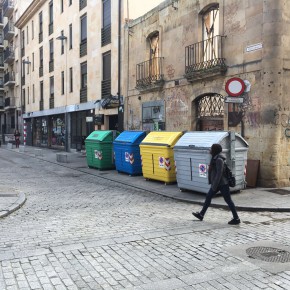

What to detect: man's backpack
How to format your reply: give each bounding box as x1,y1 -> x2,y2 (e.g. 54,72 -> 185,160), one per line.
224,162 -> 236,187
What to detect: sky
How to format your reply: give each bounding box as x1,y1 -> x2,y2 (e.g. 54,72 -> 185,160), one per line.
127,0 -> 165,19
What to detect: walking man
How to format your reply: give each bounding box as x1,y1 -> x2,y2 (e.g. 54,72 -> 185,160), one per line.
192,143 -> 240,225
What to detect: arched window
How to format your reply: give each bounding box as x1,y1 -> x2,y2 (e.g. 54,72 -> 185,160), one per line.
195,93 -> 224,131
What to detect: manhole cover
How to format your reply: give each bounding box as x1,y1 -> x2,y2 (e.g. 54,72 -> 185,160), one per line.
246,247 -> 290,263
267,189 -> 290,195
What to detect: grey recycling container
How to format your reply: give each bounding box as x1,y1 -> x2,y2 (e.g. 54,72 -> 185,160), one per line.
173,131 -> 249,194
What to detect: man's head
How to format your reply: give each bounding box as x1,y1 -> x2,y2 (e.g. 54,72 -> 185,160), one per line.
210,143 -> 222,156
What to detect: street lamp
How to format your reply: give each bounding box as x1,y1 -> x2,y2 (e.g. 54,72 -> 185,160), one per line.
56,34 -> 69,152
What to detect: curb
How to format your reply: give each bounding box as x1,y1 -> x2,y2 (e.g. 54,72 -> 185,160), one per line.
0,192 -> 27,218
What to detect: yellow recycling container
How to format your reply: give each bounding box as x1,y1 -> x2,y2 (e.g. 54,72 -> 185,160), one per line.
139,131 -> 183,184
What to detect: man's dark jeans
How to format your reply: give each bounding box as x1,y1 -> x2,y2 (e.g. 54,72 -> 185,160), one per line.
200,184 -> 239,219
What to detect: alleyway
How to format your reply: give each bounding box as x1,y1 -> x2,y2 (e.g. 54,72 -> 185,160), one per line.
1,149 -> 290,290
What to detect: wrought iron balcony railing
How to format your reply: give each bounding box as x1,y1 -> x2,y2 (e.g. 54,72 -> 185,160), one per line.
101,79 -> 111,99
185,35 -> 227,81
101,25 -> 111,47
49,95 -> 54,109
3,20 -> 14,41
48,22 -> 53,35
80,39 -> 87,57
49,60 -> 54,72
80,87 -> 87,103
4,46 -> 15,64
3,0 -> 14,18
40,100 -> 44,111
136,57 -> 164,91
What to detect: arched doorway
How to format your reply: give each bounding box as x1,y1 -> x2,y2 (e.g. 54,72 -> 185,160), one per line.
195,93 -> 224,131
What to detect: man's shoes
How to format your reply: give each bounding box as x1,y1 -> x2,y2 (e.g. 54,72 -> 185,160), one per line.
192,212 -> 203,221
228,218 -> 240,225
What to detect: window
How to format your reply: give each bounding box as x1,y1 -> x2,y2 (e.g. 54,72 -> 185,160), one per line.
80,62 -> 87,89
69,0 -> 72,5
80,14 -> 87,42
49,1 -> 53,23
28,87 -> 30,104
69,67 -> 73,92
32,53 -> 34,71
60,0 -> 64,13
40,81 -> 43,101
32,20 -> 34,39
50,76 -> 54,97
69,24 -> 72,49
39,11 -> 43,43
61,71 -> 64,94
39,11 -> 43,34
33,84 -> 35,103
26,26 -> 29,44
103,0 -> 111,28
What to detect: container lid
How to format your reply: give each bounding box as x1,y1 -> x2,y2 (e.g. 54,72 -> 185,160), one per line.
85,130 -> 117,142
174,131 -> 248,149
114,131 -> 146,145
140,131 -> 183,147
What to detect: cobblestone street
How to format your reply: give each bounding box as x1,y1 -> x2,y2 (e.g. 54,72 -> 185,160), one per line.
1,149 -> 290,290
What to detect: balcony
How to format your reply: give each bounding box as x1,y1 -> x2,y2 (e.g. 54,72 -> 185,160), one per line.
0,79 -> 4,89
4,97 -> 16,109
49,95 -> 54,109
39,66 -> 43,77
101,25 -> 111,47
79,0 -> 87,11
136,57 -> 164,92
80,39 -> 87,57
0,54 -> 4,69
48,22 -> 53,35
3,0 -> 14,18
3,20 -> 15,41
4,72 -> 15,87
184,35 -> 227,82
39,31 -> 43,43
4,47 -> 15,64
80,87 -> 87,103
101,79 -> 111,99
40,100 -> 44,111
0,96 -> 4,110
49,60 -> 54,72
0,12 -> 3,27
0,34 -> 3,47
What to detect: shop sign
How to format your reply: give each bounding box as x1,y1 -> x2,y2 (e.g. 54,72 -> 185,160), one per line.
86,116 -> 93,122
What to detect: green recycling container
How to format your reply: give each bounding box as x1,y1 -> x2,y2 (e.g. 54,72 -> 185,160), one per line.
85,130 -> 119,170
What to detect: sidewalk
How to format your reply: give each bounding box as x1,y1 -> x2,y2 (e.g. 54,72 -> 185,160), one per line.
1,145 -> 290,218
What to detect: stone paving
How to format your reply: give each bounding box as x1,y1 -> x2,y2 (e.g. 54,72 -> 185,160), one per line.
1,148 -> 290,289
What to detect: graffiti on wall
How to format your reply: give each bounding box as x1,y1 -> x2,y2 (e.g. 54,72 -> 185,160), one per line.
166,88 -> 189,129
166,64 -> 175,79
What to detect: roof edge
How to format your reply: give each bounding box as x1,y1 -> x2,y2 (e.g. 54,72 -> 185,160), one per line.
15,0 -> 47,29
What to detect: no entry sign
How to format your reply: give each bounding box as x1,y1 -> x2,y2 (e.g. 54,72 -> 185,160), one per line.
225,77 -> 245,97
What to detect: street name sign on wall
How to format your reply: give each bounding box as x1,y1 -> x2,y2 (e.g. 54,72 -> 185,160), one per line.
225,97 -> 244,104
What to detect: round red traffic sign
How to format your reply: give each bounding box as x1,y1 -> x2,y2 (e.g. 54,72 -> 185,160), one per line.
225,77 -> 245,97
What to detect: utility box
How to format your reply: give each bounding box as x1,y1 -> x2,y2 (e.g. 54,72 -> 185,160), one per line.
139,131 -> 183,184
173,131 -> 248,193
113,131 -> 146,175
85,130 -> 119,170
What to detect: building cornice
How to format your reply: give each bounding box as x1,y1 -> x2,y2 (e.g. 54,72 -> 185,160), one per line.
15,0 -> 47,29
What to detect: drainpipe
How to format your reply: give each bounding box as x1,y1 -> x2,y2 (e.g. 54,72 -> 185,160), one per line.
117,0 -> 123,132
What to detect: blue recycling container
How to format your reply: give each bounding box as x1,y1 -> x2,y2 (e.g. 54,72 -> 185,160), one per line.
113,131 -> 146,175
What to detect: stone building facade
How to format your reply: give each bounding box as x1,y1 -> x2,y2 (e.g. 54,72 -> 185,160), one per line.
123,0 -> 290,187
